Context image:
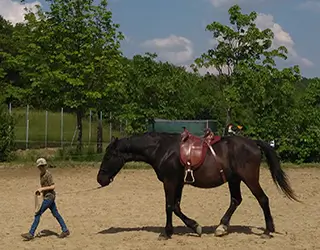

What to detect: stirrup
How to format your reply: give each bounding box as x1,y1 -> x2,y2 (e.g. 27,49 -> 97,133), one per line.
184,168 -> 195,184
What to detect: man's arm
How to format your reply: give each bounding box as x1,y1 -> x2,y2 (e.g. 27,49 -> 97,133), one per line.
40,184 -> 55,191
39,172 -> 55,192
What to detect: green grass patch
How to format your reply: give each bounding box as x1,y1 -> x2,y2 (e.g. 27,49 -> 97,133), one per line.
5,146 -> 320,170
10,108 -> 123,149
7,146 -> 151,169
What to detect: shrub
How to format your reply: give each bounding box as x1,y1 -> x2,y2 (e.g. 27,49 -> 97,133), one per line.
0,104 -> 15,161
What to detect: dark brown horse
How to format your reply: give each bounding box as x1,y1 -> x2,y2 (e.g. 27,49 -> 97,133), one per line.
97,131 -> 299,240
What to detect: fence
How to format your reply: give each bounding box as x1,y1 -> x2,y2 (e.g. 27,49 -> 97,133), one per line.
8,104 -> 127,150
6,104 -> 220,151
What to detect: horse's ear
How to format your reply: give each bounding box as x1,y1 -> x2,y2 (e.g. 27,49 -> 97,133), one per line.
111,136 -> 118,143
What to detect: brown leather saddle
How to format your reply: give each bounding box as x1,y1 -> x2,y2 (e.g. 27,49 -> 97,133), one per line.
179,127 -> 222,183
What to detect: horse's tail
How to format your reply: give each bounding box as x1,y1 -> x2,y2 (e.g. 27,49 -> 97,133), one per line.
255,140 -> 300,202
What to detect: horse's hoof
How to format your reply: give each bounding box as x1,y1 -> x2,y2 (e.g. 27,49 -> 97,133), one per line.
260,233 -> 273,239
195,224 -> 202,236
158,233 -> 171,240
214,224 -> 228,237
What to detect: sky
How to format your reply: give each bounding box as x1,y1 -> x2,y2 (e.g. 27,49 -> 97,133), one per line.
1,0 -> 320,78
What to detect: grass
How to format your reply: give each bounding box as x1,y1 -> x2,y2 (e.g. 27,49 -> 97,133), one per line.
2,147 -> 152,169
10,108 -> 123,149
3,107 -> 320,169
2,146 -> 320,170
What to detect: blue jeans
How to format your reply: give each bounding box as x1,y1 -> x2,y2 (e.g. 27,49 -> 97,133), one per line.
29,198 -> 68,236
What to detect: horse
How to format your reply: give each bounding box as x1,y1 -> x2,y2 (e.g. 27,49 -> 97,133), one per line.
96,131 -> 299,240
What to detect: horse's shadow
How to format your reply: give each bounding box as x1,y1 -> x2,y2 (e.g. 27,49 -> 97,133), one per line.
98,225 -> 267,237
36,229 -> 59,238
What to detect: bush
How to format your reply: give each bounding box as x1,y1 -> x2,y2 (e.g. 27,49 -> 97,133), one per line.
0,104 -> 16,161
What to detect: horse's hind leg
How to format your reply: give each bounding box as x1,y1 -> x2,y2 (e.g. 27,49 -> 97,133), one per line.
173,182 -> 202,236
243,179 -> 275,238
215,175 -> 242,237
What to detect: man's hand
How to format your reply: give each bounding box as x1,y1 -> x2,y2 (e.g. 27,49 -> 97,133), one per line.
35,188 -> 43,196
35,185 -> 55,195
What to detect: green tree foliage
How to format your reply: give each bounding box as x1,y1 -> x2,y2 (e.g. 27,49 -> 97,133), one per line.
0,104 -> 15,162
0,16 -> 30,106
192,5 -> 304,161
16,0 -> 125,151
284,78 -> 320,162
192,5 -> 294,119
0,3 -> 319,163
118,53 -> 202,133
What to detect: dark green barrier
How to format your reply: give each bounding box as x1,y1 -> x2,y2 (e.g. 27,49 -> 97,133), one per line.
148,119 -> 218,136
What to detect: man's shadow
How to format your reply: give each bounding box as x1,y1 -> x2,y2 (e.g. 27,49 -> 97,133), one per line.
36,229 -> 59,238
97,225 -> 268,237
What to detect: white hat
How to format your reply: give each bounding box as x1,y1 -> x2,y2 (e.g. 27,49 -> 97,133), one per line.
36,158 -> 47,167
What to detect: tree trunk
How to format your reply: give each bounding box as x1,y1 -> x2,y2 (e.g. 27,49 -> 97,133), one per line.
97,112 -> 103,153
76,109 -> 83,152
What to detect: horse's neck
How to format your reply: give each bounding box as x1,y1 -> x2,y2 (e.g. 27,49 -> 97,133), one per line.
124,136 -> 157,165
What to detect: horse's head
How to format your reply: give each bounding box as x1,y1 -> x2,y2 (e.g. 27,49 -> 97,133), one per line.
97,136 -> 125,187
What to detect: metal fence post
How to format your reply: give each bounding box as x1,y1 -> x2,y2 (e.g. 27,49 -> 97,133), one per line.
89,110 -> 92,145
45,111 -> 48,148
60,108 -> 64,148
26,105 -> 29,149
8,103 -> 12,132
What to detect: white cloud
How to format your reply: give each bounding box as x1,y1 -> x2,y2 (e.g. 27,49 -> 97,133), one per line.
183,64 -> 230,76
0,0 -> 41,25
298,1 -> 320,12
141,35 -> 194,64
205,13 -> 313,68
209,0 -> 263,8
255,13 -> 313,67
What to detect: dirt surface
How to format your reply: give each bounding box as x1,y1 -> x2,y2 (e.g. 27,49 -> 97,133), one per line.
0,166 -> 319,250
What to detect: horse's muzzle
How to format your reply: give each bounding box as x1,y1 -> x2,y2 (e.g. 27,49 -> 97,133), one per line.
97,174 -> 113,187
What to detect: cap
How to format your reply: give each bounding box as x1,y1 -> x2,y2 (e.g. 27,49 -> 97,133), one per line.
36,158 -> 47,167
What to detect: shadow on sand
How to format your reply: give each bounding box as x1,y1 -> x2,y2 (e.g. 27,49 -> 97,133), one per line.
97,224 -> 270,237
36,229 -> 59,238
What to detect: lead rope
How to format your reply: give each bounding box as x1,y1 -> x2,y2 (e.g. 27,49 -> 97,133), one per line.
56,186 -> 102,196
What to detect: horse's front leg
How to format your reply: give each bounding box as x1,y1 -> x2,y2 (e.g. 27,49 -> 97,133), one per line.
158,178 -> 176,240
173,182 -> 202,236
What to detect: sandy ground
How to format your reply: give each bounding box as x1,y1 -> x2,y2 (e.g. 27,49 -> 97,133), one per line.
0,166 -> 319,250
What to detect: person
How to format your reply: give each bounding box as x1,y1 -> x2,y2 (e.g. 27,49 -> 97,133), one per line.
21,158 -> 70,241
203,127 -> 215,142
227,123 -> 236,135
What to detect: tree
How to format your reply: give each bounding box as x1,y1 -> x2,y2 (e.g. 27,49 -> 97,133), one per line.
284,77 -> 320,162
0,104 -> 15,162
118,53 -> 201,134
192,4 -> 300,142
18,0 -> 125,151
0,16 -> 30,106
192,5 -> 292,124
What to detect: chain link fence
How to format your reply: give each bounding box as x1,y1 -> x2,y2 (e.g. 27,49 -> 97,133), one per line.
8,103 -> 127,150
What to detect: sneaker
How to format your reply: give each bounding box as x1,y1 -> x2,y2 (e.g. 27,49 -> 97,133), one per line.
21,232 -> 34,241
58,230 -> 70,238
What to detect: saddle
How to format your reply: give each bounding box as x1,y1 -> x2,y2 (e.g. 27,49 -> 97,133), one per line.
179,127 -> 222,183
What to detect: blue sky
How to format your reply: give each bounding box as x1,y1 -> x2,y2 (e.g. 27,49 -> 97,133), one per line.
2,0 -> 320,77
